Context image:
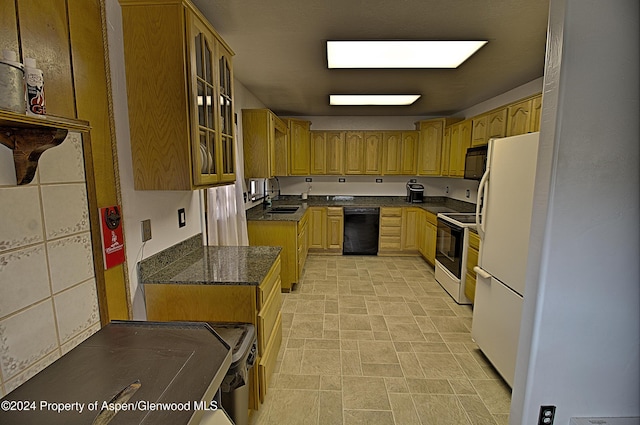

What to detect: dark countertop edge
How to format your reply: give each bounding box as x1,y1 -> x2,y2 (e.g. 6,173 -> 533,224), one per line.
141,244 -> 282,286
246,195 -> 476,221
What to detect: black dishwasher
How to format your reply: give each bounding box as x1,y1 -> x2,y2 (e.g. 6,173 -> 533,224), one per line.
343,207 -> 380,255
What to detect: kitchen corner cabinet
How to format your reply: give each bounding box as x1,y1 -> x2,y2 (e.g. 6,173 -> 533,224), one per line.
416,118 -> 462,176
119,0 -> 235,190
287,118 -> 311,175
464,230 -> 481,303
144,255 -> 282,408
242,109 -> 288,178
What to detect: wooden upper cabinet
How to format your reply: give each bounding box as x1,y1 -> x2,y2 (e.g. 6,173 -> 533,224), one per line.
471,115 -> 488,147
287,118 -> 311,175
400,131 -> 418,175
382,132 -> 402,175
242,109 -> 287,178
310,131 -> 326,174
416,118 -> 461,175
310,131 -> 344,175
119,0 -> 235,189
472,107 -> 507,146
531,94 -> 542,132
344,131 -> 365,174
382,131 -> 417,175
363,132 -> 383,174
441,127 -> 451,176
446,119 -> 472,177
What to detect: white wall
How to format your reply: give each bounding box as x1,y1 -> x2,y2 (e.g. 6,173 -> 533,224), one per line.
106,0 -> 205,320
511,0 -> 639,423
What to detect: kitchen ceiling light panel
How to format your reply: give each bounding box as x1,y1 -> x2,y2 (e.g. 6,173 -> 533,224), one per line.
327,40 -> 488,68
329,94 -> 421,106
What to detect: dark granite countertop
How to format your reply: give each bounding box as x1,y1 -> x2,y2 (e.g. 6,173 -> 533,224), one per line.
140,235 -> 282,286
246,195 -> 475,221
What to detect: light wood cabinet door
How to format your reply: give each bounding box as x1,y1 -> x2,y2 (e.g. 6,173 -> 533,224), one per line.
417,119 -> 444,176
310,131 -> 326,175
471,115 -> 488,147
242,109 -> 287,178
425,212 -> 437,265
326,131 -> 345,175
441,127 -> 451,176
531,94 -> 542,132
487,107 -> 508,140
308,207 -> 326,249
400,131 -> 419,175
326,207 -> 344,250
344,131 -> 365,174
506,98 -> 533,136
288,118 -> 311,175
364,131 -> 383,174
382,131 -> 402,175
448,119 -> 472,177
401,208 -> 420,251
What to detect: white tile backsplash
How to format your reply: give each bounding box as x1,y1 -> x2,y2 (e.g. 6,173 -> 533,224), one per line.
53,279 -> 99,344
0,300 -> 58,380
0,186 -> 44,252
47,233 -> 95,294
41,183 -> 90,239
0,131 -> 100,395
38,132 -> 86,184
0,245 -> 51,318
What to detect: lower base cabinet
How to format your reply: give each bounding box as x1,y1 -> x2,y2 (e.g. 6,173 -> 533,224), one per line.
465,230 -> 480,303
144,255 -> 282,410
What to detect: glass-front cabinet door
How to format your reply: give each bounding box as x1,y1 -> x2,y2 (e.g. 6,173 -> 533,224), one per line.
188,12 -> 235,186
217,44 -> 235,182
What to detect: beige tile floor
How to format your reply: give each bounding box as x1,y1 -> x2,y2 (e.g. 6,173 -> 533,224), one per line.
250,255 -> 512,425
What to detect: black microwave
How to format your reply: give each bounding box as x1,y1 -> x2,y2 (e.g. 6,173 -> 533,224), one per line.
464,145 -> 487,180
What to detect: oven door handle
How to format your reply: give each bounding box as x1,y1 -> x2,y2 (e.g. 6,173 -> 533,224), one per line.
475,168 -> 490,239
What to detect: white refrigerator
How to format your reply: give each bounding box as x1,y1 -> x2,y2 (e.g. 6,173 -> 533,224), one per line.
472,132 -> 539,388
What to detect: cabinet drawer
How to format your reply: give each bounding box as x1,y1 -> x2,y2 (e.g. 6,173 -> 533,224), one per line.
258,280 -> 282,354
379,235 -> 401,250
258,312 -> 282,403
466,246 -> 479,274
380,216 -> 402,227
258,256 -> 281,308
327,207 -> 343,216
468,231 -> 480,251
380,207 -> 402,217
465,272 -> 476,303
379,226 -> 401,237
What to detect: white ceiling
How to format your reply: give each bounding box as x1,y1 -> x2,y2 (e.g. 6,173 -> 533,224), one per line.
193,0 -> 550,117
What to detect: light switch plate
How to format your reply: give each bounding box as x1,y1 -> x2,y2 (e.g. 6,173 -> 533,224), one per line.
141,219 -> 152,242
178,208 -> 186,228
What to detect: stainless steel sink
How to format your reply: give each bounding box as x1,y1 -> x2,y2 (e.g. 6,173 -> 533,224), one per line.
269,206 -> 299,214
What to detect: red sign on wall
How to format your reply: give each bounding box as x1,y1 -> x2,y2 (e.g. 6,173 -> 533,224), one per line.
99,206 -> 125,269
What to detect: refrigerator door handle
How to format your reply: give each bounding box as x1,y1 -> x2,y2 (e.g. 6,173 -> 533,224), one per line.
476,168 -> 490,240
474,266 -> 492,279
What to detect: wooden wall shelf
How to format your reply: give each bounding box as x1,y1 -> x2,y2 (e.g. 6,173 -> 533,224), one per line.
0,110 -> 90,185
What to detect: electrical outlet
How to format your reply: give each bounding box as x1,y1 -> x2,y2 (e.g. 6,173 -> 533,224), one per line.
376,178 -> 383,183
445,186 -> 450,194
466,189 -> 470,198
305,178 -> 312,182
538,405 -> 556,425
178,208 -> 186,228
338,178 -> 346,183
141,219 -> 152,242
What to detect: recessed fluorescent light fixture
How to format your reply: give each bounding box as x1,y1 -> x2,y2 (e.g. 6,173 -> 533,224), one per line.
327,40 -> 488,68
330,94 -> 421,106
